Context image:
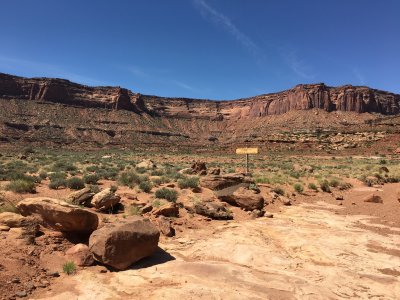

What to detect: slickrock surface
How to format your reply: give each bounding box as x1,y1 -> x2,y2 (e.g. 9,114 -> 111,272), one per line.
31,201 -> 400,300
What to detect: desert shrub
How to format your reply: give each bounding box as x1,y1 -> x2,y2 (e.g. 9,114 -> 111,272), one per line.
155,188 -> 178,202
67,177 -> 85,190
51,161 -> 77,172
5,179 -> 36,193
293,183 -> 304,193
128,206 -> 141,216
135,167 -> 147,174
320,180 -> 331,193
177,176 -> 199,189
249,183 -> 258,191
150,169 -> 164,176
271,187 -> 285,196
308,183 -> 318,191
83,174 -> 100,185
255,176 -> 270,184
63,261 -> 76,275
88,184 -> 101,193
151,176 -> 170,186
139,181 -> 153,193
49,178 -> 67,190
329,178 -> 340,187
39,171 -> 48,180
152,199 -> 162,208
338,182 -> 353,190
118,171 -> 148,188
379,159 -> 387,165
110,185 -> 118,193
48,172 -> 67,181
98,168 -> 119,180
86,165 -> 100,173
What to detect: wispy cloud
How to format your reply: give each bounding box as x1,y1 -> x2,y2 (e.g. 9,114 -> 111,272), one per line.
126,65 -> 149,79
193,0 -> 259,56
171,79 -> 199,92
0,54 -> 108,86
282,49 -> 316,80
352,67 -> 366,85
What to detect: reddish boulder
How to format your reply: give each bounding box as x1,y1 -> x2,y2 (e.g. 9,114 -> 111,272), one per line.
89,217 -> 160,270
66,244 -> 94,267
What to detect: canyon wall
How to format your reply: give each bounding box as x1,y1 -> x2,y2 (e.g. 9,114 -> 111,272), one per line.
0,73 -> 399,121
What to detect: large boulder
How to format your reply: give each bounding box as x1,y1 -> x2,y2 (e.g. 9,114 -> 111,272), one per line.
17,197 -> 98,233
200,173 -> 254,191
153,202 -> 179,218
0,212 -> 35,228
219,187 -> 264,211
233,188 -> 264,211
66,187 -> 94,206
156,216 -> 175,237
66,244 -> 94,267
89,217 -> 160,270
92,188 -> 121,211
192,201 -> 233,220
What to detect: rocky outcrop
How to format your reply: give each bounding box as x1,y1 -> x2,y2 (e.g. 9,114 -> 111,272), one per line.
91,188 -> 121,211
1,73 -> 399,119
66,243 -> 94,267
66,187 -> 94,206
88,217 -> 160,270
219,187 -> 264,211
16,197 -> 99,233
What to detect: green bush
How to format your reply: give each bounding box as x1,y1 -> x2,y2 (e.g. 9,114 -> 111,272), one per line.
150,169 -> 164,176
151,177 -> 163,186
118,171 -> 148,188
63,261 -> 76,275
5,179 -> 36,193
83,174 -> 100,184
293,183 -> 304,193
320,180 -> 331,193
52,161 -> 77,172
155,188 -> 178,202
329,178 -> 340,187
177,176 -> 199,189
48,172 -> 67,181
67,177 -> 85,190
308,183 -> 318,191
49,178 -> 67,190
271,187 -> 285,196
338,182 -> 353,190
139,181 -> 153,193
39,171 -> 48,180
135,167 -> 147,174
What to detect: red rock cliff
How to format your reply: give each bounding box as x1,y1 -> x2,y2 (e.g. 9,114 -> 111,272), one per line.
0,73 -> 399,119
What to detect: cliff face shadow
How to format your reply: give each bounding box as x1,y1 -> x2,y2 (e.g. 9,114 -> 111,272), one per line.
129,247 -> 176,270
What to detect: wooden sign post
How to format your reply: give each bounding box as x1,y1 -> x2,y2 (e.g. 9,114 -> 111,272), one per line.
235,147 -> 258,174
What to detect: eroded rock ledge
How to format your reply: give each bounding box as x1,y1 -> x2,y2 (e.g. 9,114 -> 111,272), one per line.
1,73 -> 399,121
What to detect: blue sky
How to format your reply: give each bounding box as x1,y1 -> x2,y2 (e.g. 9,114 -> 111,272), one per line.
0,0 -> 399,99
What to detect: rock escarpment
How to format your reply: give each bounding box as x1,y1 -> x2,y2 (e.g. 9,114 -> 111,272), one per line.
0,72 -> 399,149
1,73 -> 399,118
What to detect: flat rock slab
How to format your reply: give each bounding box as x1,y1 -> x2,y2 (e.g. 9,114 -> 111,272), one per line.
32,201 -> 400,300
17,197 -> 98,233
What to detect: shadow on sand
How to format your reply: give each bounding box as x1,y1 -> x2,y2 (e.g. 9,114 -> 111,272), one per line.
129,247 -> 176,270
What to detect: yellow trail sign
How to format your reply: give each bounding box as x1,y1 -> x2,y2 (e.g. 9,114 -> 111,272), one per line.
235,148 -> 258,155
235,147 -> 258,174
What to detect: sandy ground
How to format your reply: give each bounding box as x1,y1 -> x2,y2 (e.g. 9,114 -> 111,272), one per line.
30,198 -> 400,300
